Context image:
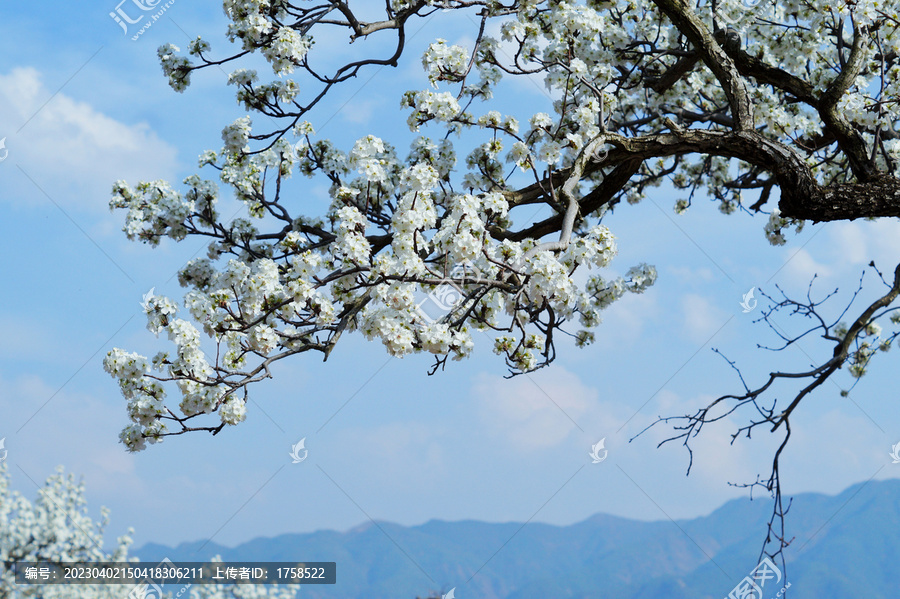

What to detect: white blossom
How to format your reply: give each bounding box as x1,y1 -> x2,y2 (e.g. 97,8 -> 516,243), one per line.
220,396 -> 247,425
222,116 -> 252,154
158,44 -> 191,91
0,464 -> 292,597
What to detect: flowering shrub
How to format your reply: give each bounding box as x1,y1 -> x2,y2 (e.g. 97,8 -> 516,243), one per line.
0,464 -> 294,598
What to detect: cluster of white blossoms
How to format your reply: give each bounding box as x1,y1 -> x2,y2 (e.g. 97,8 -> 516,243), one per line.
110,176 -> 219,246
107,104 -> 658,447
422,39 -> 470,87
159,43 -> 191,92
0,465 -> 134,598
763,208 -> 805,246
105,0 -> 900,449
222,0 -> 283,47
261,27 -> 311,75
104,284 -> 240,451
840,320 -> 891,379
0,464 -> 296,598
402,90 -> 464,130
223,116 -> 253,154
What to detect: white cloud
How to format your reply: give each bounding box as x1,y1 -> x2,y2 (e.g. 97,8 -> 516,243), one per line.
681,293 -> 728,344
669,265 -> 716,284
0,67 -> 179,212
868,219 -> 900,260
777,247 -> 833,284
0,315 -> 64,362
826,220 -> 900,270
0,374 -> 141,497
827,222 -> 869,266
474,366 -> 623,452
350,421 -> 443,461
339,99 -> 377,125
321,421 -> 449,495
589,289 -> 658,351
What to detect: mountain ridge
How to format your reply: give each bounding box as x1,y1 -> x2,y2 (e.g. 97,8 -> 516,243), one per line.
136,478 -> 900,598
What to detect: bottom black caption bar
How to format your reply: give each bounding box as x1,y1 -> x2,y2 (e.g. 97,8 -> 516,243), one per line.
14,561 -> 336,585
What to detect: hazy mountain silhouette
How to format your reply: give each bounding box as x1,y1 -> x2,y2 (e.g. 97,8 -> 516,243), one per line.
135,478 -> 900,598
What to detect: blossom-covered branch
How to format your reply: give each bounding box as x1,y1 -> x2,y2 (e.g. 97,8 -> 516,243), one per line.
107,0 -> 900,451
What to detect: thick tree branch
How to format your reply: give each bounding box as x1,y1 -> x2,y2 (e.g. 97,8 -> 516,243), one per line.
651,0 -> 754,130
496,158 -> 643,241
505,128 -> 900,224
817,24 -> 877,181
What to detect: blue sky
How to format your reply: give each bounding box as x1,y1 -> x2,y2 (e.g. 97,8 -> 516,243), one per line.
1,1 -> 899,555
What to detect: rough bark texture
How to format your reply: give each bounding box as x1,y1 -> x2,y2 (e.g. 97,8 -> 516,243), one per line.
501,3 -> 900,227
782,174 -> 900,222
503,128 -> 900,228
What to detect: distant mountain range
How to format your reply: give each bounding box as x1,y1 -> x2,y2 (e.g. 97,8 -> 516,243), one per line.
135,479 -> 900,598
